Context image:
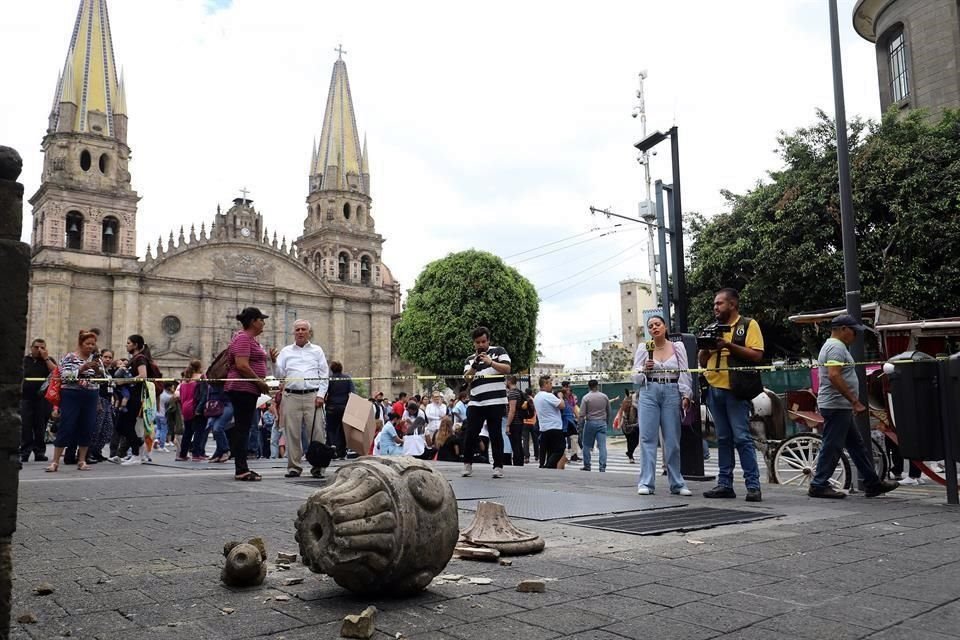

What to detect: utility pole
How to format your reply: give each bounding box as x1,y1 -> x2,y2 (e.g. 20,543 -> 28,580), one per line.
633,71 -> 659,308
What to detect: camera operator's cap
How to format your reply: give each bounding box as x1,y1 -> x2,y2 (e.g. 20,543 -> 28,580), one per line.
831,313 -> 866,332
237,306 -> 269,323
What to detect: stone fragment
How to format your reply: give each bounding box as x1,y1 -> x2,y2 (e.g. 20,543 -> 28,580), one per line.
33,582 -> 55,595
499,559 -> 513,566
17,612 -> 37,624
275,595 -> 290,601
454,546 -> 500,562
297,458 -> 458,595
516,579 -> 546,593
220,607 -> 235,615
459,501 -> 545,555
467,577 -> 492,585
340,606 -> 377,639
221,541 -> 267,587
439,574 -> 463,581
284,577 -> 305,586
276,552 -> 298,563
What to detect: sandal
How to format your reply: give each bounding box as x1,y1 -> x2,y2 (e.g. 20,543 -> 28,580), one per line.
45,462 -> 59,473
77,462 -> 92,471
234,471 -> 262,482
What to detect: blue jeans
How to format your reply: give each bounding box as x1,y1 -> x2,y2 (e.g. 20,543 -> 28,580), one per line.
155,415 -> 168,447
708,387 -> 760,490
638,382 -> 686,492
812,407 -> 881,489
580,420 -> 608,471
209,402 -> 234,458
270,425 -> 283,458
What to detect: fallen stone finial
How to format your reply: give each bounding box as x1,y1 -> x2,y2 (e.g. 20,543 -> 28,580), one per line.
341,606 -> 377,639
296,457 -> 459,595
221,539 -> 267,587
459,501 -> 545,555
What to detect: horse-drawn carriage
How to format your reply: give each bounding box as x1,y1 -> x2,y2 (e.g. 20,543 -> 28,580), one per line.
735,303 -> 960,490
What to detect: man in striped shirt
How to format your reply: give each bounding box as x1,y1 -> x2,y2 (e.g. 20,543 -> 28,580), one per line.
462,326 -> 511,478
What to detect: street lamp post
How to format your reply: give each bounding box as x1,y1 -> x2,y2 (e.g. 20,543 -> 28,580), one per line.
828,0 -> 871,457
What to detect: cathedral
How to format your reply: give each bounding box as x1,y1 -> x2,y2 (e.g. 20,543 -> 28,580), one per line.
26,0 -> 401,389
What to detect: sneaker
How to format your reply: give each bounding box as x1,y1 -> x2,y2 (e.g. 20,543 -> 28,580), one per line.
107,456 -> 122,464
120,457 -> 141,466
637,486 -> 653,495
310,467 -> 325,479
916,476 -> 928,485
580,467 -> 591,472
462,464 -> 473,477
865,480 -> 899,498
745,488 -> 763,502
492,468 -> 504,479
897,477 -> 919,486
808,486 -> 846,499
284,469 -> 301,478
703,485 -> 736,499
140,453 -> 152,463
34,454 -> 49,462
673,487 -> 693,497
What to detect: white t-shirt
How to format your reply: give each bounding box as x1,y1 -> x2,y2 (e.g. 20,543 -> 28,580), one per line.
534,391 -> 564,431
425,402 -> 446,434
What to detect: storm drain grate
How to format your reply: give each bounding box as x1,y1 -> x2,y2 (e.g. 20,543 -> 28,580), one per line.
570,507 -> 783,536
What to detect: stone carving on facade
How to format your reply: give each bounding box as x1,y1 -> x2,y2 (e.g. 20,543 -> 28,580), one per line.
212,252 -> 276,283
295,457 -> 459,595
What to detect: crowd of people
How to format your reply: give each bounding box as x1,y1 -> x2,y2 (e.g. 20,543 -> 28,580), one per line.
19,287 -> 908,500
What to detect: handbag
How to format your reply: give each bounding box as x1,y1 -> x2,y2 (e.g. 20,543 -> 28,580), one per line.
44,368 -> 62,407
204,399 -> 225,417
621,406 -> 638,434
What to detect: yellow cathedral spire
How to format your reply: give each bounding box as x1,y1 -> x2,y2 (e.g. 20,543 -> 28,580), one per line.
50,0 -> 123,137
311,51 -> 365,193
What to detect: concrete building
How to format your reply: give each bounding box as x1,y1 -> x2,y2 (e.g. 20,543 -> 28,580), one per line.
854,0 -> 960,114
530,361 -> 565,381
590,340 -> 632,378
619,278 -> 655,355
27,0 -> 400,390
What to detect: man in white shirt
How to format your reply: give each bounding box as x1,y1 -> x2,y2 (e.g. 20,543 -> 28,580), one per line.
533,375 -> 565,468
275,320 -> 329,478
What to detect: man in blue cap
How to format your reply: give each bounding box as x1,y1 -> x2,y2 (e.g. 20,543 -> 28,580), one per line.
808,314 -> 899,499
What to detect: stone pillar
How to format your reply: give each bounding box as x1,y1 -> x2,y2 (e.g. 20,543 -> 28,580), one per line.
0,145 -> 29,638
331,298 -> 345,362
110,274 -> 141,349
27,269 -> 73,357
200,281 -> 215,360
370,304 -> 393,395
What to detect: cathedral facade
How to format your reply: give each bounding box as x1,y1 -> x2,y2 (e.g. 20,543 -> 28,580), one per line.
26,0 -> 400,389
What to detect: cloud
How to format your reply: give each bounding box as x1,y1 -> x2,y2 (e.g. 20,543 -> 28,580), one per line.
2,0 -> 880,369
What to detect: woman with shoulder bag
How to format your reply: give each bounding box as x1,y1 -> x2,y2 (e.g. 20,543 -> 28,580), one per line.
225,307 -> 273,481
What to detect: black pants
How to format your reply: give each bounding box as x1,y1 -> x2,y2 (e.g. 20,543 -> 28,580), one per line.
464,404 -> 506,468
539,429 -> 565,468
179,415 -> 206,458
625,428 -> 640,459
19,395 -> 51,458
115,392 -> 143,457
508,423 -> 525,466
522,423 -> 539,460
325,407 -> 347,458
228,391 -> 257,475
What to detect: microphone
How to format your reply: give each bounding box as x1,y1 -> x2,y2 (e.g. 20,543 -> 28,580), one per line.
646,339 -> 656,362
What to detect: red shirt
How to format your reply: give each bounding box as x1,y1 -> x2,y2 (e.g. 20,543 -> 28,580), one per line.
225,330 -> 267,395
392,400 -> 405,419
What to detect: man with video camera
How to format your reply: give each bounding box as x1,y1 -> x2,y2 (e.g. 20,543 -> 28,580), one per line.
462,326 -> 511,478
697,288 -> 764,502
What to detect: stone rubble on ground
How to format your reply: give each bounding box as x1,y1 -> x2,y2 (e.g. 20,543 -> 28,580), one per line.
516,579 -> 546,593
340,605 -> 377,639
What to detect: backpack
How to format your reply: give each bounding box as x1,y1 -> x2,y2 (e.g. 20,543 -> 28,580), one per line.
724,316 -> 765,401
206,348 -> 230,382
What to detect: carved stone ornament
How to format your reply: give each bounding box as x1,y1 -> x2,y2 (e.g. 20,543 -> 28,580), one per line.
295,457 -> 459,596
221,539 -> 267,587
212,251 -> 276,282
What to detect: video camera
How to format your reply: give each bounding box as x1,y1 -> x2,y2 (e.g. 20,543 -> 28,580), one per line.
471,352 -> 488,371
696,322 -> 732,350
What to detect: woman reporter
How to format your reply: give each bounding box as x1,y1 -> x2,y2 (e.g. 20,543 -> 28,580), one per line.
225,307 -> 274,481
47,330 -> 104,472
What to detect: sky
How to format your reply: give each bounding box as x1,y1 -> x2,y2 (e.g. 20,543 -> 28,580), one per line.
1,0 -> 881,369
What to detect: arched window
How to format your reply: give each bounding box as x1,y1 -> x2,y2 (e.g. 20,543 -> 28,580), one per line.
101,216 -> 119,254
338,252 -> 349,281
886,26 -> 910,103
79,150 -> 91,172
65,211 -> 84,250
314,253 -> 323,274
360,255 -> 372,284
343,203 -> 351,219
98,153 -> 110,174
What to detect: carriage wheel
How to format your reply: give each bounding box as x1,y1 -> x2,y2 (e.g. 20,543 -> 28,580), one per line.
871,437 -> 889,481
772,434 -> 851,490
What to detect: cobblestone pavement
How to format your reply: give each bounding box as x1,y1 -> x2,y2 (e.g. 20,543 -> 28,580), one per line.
9,447 -> 960,639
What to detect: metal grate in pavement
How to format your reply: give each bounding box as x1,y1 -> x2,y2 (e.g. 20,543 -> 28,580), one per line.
570,507 -> 783,536
455,487 -> 685,521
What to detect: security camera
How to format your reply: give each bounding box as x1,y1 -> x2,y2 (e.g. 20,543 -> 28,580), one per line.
638,70 -> 648,80
631,110 -> 639,118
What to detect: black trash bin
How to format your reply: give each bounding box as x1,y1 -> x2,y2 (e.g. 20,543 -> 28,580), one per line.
887,351 -> 942,460
942,352 -> 960,461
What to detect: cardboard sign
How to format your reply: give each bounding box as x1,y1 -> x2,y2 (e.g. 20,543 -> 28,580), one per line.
343,393 -> 377,455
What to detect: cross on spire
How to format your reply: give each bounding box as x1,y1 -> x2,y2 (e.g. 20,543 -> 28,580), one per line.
239,186 -> 250,202
335,43 -> 347,59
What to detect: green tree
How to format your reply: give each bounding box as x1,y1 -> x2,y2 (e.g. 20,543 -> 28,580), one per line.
687,109 -> 960,357
393,250 -> 539,377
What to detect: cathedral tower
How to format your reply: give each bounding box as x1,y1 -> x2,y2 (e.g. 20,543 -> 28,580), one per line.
297,51 -> 385,288
29,0 -> 139,260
